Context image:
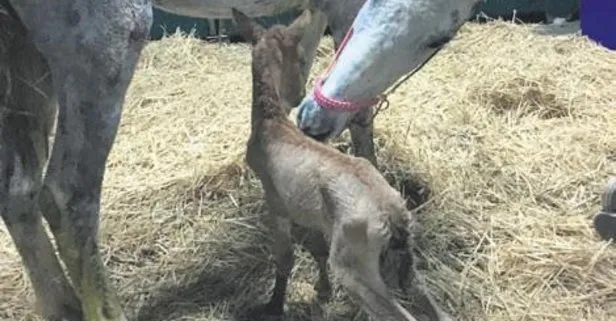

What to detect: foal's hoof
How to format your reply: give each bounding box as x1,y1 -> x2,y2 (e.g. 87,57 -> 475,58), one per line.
314,281 -> 332,302
238,302 -> 285,321
45,304 -> 84,321
594,178 -> 616,241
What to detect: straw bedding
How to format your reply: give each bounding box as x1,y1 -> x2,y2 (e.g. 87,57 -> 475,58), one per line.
1,20 -> 615,321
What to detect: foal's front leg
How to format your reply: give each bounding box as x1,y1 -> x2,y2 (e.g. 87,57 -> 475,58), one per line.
263,214 -> 295,316
9,1 -> 153,320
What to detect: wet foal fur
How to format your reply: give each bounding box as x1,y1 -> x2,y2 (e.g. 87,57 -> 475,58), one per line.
233,8 -> 455,321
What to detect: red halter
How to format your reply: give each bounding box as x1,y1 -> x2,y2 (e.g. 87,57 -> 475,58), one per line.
312,27 -> 381,112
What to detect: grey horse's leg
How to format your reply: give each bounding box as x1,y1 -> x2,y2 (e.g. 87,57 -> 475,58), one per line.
328,23 -> 377,166
297,8 -> 328,89
9,1 -> 152,320
297,7 -> 376,169
593,177 -> 616,241
316,0 -> 377,166
0,8 -> 83,321
341,30 -> 376,167
349,106 -> 377,167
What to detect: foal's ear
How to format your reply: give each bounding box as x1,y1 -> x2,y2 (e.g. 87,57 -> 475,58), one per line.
286,9 -> 312,44
231,8 -> 265,44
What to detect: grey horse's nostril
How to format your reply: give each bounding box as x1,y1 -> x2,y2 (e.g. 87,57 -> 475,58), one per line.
296,113 -> 303,126
297,108 -> 310,127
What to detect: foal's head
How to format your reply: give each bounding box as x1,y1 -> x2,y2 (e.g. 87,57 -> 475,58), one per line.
232,8 -> 312,108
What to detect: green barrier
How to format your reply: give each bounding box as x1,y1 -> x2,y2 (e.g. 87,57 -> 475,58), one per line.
477,0 -> 578,21
150,8 -> 211,40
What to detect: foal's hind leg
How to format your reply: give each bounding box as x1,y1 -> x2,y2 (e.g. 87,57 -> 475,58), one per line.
292,225 -> 332,302
9,1 -> 153,320
330,221 -> 417,321
403,282 -> 455,321
0,10 -> 82,321
395,249 -> 455,321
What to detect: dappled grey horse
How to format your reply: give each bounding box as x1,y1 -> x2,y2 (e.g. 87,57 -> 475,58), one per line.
295,0 -> 616,243
0,0 -> 385,320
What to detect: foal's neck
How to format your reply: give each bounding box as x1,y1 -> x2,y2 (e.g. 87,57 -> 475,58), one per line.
251,55 -> 290,128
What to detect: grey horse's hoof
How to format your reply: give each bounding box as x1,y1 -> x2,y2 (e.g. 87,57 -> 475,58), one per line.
594,177 -> 616,241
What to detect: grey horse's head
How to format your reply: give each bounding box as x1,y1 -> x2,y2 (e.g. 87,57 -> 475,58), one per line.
297,0 -> 481,141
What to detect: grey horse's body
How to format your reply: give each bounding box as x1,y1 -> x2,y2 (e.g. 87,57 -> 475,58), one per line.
0,1 -> 372,320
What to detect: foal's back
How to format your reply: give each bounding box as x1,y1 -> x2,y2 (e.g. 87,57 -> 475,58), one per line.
252,119 -> 404,234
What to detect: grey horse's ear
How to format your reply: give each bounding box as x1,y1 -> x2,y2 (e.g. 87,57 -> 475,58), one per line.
231,8 -> 265,44
286,9 -> 312,44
